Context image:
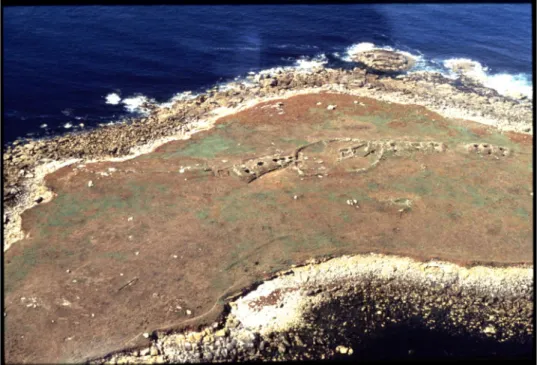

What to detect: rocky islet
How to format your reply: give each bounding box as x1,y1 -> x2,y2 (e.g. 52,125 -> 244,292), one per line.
2,51 -> 534,362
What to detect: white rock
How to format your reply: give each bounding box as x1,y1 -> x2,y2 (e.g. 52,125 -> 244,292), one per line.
140,348 -> 150,356
186,310 -> 192,315
316,102 -> 322,105
128,217 -> 133,221
143,333 -> 150,339
88,180 -> 93,187
293,195 -> 298,200
336,345 -> 353,355
327,105 -> 337,110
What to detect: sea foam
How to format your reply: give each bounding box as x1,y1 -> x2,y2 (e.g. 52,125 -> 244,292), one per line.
121,95 -> 150,113
294,54 -> 328,72
105,93 -> 121,105
443,58 -> 532,99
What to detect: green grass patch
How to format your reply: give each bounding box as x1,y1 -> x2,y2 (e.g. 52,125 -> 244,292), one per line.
354,113 -> 392,127
101,251 -> 128,262
279,137 -> 310,147
446,125 -> 480,144
196,209 -> 210,220
464,185 -> 487,207
514,207 -> 530,219
339,211 -> 351,222
165,134 -> 255,159
308,142 -> 326,153
34,192 -> 139,239
153,184 -> 170,194
367,182 -> 380,191
224,241 -> 256,271
250,191 -> 277,201
311,232 -> 346,249
217,190 -> 278,223
5,243 -> 40,294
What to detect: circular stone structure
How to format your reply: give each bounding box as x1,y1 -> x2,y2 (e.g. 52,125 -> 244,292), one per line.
352,49 -> 415,73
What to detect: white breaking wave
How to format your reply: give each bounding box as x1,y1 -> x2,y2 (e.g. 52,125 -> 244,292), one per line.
342,42 -> 376,61
121,95 -> 150,113
443,58 -> 489,83
443,58 -> 532,99
485,73 -> 532,99
159,91 -> 197,109
294,54 -> 328,72
63,123 -> 72,129
105,93 -> 121,105
40,123 -> 48,128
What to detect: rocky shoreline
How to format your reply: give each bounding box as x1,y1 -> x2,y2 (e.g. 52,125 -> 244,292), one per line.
92,254 -> 533,363
2,62 -> 533,251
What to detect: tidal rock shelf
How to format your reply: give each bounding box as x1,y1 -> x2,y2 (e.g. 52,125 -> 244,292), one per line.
94,253 -> 533,363
351,49 -> 416,73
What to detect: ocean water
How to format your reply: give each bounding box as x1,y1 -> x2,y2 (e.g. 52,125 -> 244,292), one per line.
3,4 -> 533,144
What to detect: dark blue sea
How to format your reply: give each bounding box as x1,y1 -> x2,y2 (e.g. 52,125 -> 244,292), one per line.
3,4 -> 533,144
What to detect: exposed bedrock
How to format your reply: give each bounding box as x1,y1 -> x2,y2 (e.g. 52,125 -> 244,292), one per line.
94,255 -> 533,364
352,49 -> 416,73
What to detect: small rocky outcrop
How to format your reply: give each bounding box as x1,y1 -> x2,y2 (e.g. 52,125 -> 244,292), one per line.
352,50 -> 415,73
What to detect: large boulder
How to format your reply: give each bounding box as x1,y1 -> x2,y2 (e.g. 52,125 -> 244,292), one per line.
352,49 -> 415,73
